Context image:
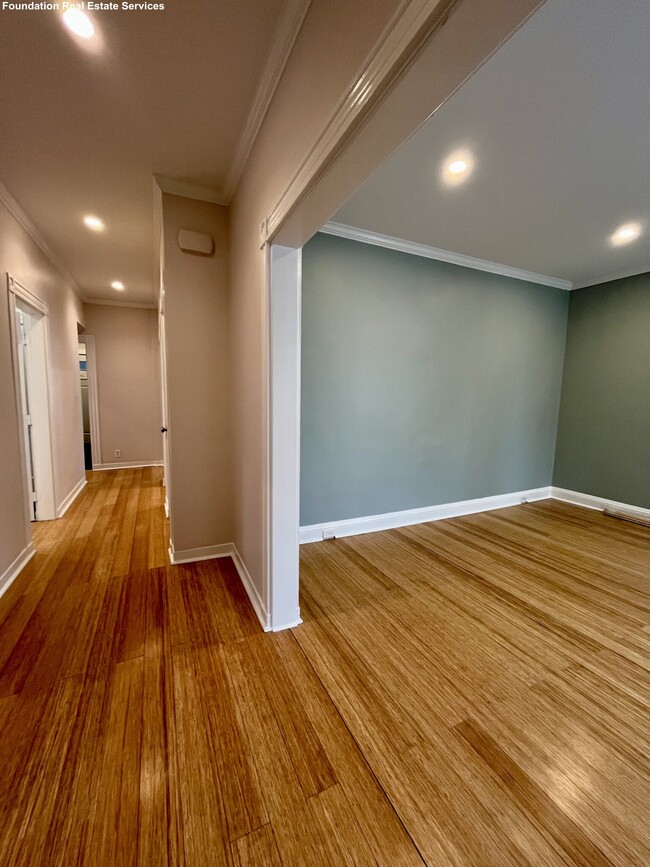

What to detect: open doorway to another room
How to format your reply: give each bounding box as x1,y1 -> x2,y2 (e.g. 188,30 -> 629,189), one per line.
78,337 -> 91,470
77,331 -> 101,471
266,0 -> 650,631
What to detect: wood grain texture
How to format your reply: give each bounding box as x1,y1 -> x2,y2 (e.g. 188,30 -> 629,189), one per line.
296,501 -> 650,867
0,469 -> 647,865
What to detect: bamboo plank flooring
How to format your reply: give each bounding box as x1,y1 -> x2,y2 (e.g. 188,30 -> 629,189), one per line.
0,468 -> 647,865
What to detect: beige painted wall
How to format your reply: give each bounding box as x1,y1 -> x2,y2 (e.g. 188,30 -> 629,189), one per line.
82,304 -> 163,466
0,198 -> 85,578
228,0 -> 420,604
162,193 -> 233,553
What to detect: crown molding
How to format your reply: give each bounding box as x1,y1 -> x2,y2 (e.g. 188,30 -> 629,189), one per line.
321,223 -> 649,292
263,0 -> 458,244
84,298 -> 157,310
571,265 -> 650,291
223,0 -> 312,203
322,222 -> 573,290
0,179 -> 86,300
153,174 -> 227,206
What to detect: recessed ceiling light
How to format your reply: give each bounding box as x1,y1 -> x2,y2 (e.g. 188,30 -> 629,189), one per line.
610,222 -> 642,247
448,159 -> 469,174
83,215 -> 105,232
442,149 -> 475,186
111,281 -> 125,291
62,9 -> 95,39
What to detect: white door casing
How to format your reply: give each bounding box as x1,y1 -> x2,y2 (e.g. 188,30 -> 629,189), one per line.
7,275 -> 57,523
158,287 -> 171,517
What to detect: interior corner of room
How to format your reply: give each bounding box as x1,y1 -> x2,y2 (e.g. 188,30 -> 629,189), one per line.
298,236 -> 650,541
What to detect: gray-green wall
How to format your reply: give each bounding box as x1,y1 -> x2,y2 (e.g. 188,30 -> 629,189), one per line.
553,274 -> 650,508
300,233 -> 569,525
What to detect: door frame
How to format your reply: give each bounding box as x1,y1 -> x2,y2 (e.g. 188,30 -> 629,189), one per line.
78,333 -> 102,468
265,245 -> 303,630
158,286 -> 171,518
262,0 -> 547,630
7,274 -> 57,523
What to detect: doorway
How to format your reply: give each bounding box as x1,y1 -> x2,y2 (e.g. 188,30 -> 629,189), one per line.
77,333 -> 101,470
78,339 -> 92,469
262,1 -> 547,631
8,275 -> 56,522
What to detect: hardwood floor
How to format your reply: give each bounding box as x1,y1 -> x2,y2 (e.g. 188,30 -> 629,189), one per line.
0,468 -> 648,865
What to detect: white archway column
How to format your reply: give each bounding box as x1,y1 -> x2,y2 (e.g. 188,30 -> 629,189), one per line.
267,244 -> 302,630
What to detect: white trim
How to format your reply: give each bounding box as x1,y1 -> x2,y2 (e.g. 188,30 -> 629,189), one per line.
93,460 -> 163,471
165,541 -> 276,632
153,174 -> 227,206
7,276 -> 40,536
264,0 -> 457,242
56,476 -> 87,518
268,246 -> 303,632
83,299 -> 158,310
8,275 -> 49,315
299,487 -> 552,543
0,181 -> 85,300
168,542 -> 234,565
550,487 -> 650,521
272,616 -> 303,631
571,267 -> 650,291
299,487 -> 650,543
164,541 -> 299,633
230,545 -> 272,632
0,543 -> 36,600
262,246 -> 272,627
7,275 -> 58,522
320,229 -> 649,294
321,222 -> 573,290
223,0 -> 313,202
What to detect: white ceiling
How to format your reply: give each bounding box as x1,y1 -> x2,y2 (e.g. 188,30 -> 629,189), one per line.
334,0 -> 650,289
0,0 -> 295,305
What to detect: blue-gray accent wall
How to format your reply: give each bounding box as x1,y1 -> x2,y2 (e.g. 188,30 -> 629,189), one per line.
300,233 -> 570,526
553,273 -> 650,508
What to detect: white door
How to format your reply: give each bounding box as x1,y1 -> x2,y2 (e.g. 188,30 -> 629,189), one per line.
13,296 -> 56,521
15,308 -> 38,520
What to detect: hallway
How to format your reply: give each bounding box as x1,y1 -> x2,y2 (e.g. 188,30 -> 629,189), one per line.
0,468 -> 418,866
0,469 -> 648,865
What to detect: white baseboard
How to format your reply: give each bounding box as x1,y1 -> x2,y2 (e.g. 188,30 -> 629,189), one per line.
93,460 -> 163,471
273,615 -> 303,631
56,476 -> 87,518
166,540 -> 271,632
168,542 -> 234,565
299,487 -> 552,543
0,543 -> 36,599
550,487 -> 650,521
164,498 -> 169,518
230,545 -> 271,632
